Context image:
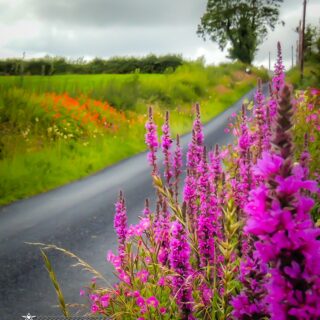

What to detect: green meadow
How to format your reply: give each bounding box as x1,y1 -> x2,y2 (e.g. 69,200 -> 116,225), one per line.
0,61 -> 268,205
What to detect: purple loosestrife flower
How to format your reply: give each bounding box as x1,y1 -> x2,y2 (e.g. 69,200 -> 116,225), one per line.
187,131 -> 199,174
146,296 -> 159,308
154,201 -> 171,265
114,191 -> 128,265
232,250 -> 269,319
237,105 -> 253,208
196,149 -> 217,271
161,111 -> 173,187
199,283 -> 213,306
263,104 -> 272,152
254,79 -> 267,157
245,85 -> 320,319
183,172 -> 197,233
194,103 -> 204,146
187,104 -> 204,174
136,269 -> 149,283
209,144 -> 223,198
143,198 -> 150,216
272,42 -> 285,95
173,134 -> 182,203
169,221 -> 194,320
145,107 -> 159,175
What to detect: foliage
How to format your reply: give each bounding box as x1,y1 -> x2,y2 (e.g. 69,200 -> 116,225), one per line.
287,23 -> 320,88
0,54 -> 184,76
303,24 -> 320,63
197,0 -> 283,64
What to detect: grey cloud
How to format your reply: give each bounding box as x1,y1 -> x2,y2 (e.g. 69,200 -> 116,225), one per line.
27,0 -> 207,28
7,25 -> 204,58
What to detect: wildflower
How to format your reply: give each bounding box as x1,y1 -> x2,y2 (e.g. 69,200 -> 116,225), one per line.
254,79 -> 268,155
91,304 -> 99,313
161,111 -> 173,186
145,256 -> 152,265
146,296 -> 159,308
154,201 -> 171,265
101,294 -> 110,307
310,88 -> 318,96
254,152 -> 283,177
173,134 -> 182,203
79,289 -> 85,296
114,191 -> 128,264
133,291 -> 141,298
106,250 -> 122,271
236,105 -> 253,208
118,271 -> 131,284
197,149 -> 216,270
183,173 -> 197,232
157,277 -> 165,286
136,296 -> 145,307
139,217 -> 150,230
142,198 -> 150,216
231,252 -> 269,319
160,307 -> 167,314
136,270 -> 149,283
187,104 -> 203,174
272,42 -> 285,95
209,144 -> 223,197
200,283 -> 213,306
245,85 -> 320,319
145,107 -> 158,175
169,221 -> 194,318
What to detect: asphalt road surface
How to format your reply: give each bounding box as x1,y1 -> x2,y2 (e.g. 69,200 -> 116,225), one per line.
0,85 -> 266,318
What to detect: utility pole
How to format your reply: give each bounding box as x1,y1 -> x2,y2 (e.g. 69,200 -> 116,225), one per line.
300,0 -> 307,82
298,20 -> 302,66
296,39 -> 299,66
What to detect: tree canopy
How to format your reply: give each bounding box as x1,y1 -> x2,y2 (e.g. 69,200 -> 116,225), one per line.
197,0 -> 283,64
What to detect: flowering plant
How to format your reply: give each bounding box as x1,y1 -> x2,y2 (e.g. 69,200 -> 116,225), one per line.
40,43 -> 320,320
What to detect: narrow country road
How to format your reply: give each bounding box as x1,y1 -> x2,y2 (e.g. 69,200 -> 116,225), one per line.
0,85 -> 266,318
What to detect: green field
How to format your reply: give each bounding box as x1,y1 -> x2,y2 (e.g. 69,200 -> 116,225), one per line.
0,61 -> 268,205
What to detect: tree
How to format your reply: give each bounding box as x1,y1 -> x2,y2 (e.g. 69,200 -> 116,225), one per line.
197,0 -> 283,64
304,24 -> 319,62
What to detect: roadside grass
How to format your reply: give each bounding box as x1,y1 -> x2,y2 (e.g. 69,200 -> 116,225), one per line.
0,61 -> 268,205
286,61 -> 320,88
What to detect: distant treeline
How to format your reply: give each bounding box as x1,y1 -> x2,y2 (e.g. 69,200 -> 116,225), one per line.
0,54 -> 184,76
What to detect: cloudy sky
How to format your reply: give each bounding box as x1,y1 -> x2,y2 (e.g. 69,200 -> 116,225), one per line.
0,0 -> 319,69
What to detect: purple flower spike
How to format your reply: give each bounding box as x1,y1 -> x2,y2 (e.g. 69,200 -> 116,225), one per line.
161,111 -> 173,187
155,201 -> 171,266
145,107 -> 159,175
187,104 -> 204,174
272,42 -> 285,95
169,221 -> 194,319
173,134 -> 183,203
245,85 -> 320,319
254,79 -> 267,157
114,191 -> 128,265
